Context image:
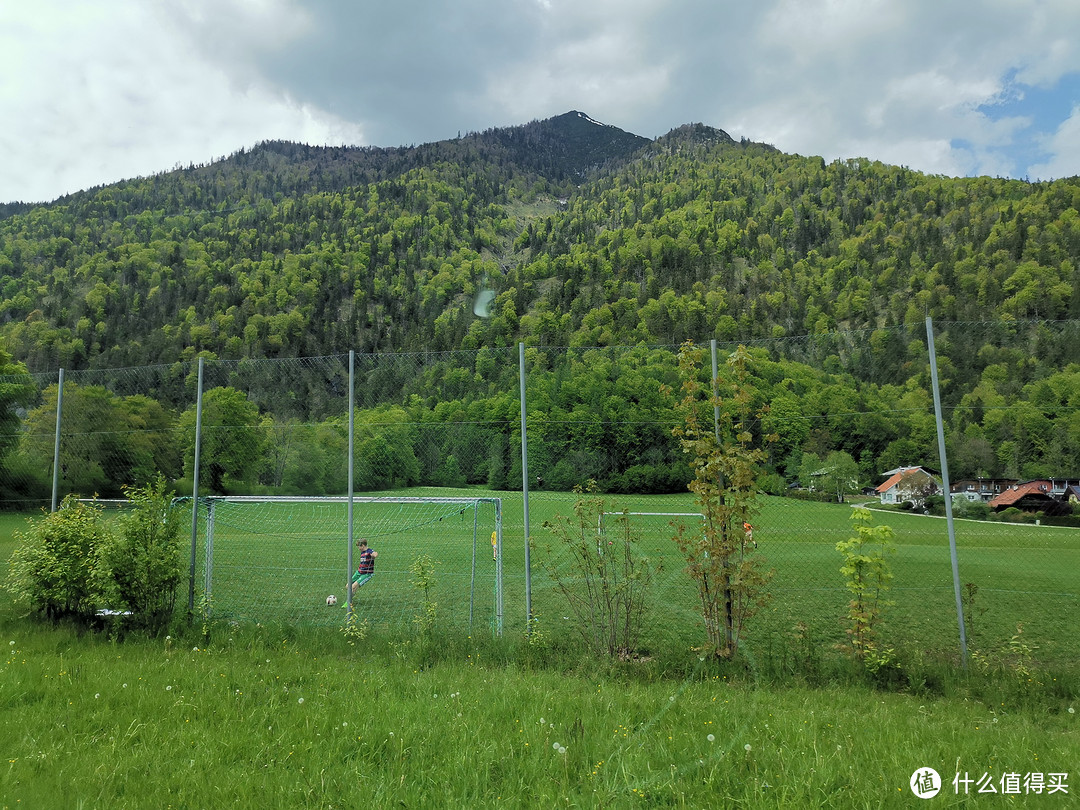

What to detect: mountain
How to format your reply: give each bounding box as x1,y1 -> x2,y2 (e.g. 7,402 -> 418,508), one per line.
6,111 -> 652,221
0,109 -> 1076,374
1,111 -> 1079,494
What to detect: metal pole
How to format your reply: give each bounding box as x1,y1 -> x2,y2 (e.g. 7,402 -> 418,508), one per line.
519,342 -> 532,628
710,340 -> 721,443
347,351 -> 356,612
495,500 -> 503,636
470,503 -> 478,628
188,357 -> 205,614
50,368 -> 64,512
926,316 -> 969,668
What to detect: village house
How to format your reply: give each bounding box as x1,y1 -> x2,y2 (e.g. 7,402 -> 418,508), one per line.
876,466 -> 939,506
949,478 -> 1019,502
988,480 -> 1080,516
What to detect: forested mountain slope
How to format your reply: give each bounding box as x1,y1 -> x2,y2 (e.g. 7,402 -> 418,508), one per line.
1,111 -> 1079,499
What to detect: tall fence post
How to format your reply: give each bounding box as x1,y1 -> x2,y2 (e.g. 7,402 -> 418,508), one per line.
710,340 -> 721,443
347,350 -> 356,612
187,357 -> 205,614
519,342 -> 532,628
50,368 -> 64,512
926,316 -> 969,668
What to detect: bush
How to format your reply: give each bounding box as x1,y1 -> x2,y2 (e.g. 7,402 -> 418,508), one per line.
94,477 -> 186,635
5,495 -> 111,622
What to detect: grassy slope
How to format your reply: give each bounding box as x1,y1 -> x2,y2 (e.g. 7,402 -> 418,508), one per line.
1,503 -> 1078,808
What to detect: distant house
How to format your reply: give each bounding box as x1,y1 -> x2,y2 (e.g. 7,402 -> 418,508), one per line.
876,466 -> 939,506
949,478 -> 1019,503
989,480 -> 1072,515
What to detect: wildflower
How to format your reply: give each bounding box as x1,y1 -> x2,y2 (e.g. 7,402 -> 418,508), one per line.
8,641 -> 14,646
707,734 -> 715,743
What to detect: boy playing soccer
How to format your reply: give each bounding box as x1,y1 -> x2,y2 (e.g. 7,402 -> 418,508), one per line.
351,539 -> 378,594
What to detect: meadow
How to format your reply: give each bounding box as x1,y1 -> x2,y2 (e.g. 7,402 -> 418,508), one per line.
2,498 -> 1079,808
191,489 -> 1080,667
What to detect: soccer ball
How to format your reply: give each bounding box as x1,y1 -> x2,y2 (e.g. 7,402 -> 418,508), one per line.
326,595 -> 337,606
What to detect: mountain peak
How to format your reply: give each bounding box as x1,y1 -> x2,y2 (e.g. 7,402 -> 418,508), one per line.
465,111 -> 651,180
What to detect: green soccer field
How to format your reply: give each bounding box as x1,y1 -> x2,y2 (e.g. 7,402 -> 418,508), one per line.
187,489 -> 1080,664
192,496 -> 506,633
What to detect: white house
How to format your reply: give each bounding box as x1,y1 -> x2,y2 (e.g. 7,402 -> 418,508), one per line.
876,466 -> 939,506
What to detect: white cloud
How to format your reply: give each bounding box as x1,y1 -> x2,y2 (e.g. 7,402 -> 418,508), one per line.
0,0 -> 360,202
2,0 -> 1079,202
1028,105 -> 1080,179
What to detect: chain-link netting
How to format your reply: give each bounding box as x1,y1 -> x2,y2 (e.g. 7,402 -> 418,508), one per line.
2,320 -> 1078,664
194,496 -> 502,632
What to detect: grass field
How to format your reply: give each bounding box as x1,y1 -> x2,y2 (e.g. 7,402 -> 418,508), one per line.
188,488 -> 1080,668
2,504 -> 1079,808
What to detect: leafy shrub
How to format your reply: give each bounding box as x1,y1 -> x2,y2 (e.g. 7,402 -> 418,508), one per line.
539,483 -> 657,659
5,495 -> 111,622
94,477 -> 185,635
836,507 -> 895,662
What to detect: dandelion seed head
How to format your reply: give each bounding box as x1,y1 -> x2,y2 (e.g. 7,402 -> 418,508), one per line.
553,742 -> 561,750
297,697 -> 304,705
1069,707 -> 1075,714
539,717 -> 545,725
744,744 -> 752,751
707,734 -> 715,742
558,745 -> 567,754
94,693 -> 100,699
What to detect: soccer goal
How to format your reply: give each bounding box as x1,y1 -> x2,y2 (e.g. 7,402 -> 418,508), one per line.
198,495 -> 503,633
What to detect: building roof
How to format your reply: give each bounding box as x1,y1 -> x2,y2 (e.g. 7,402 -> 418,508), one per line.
988,480 -> 1054,509
875,466 -> 933,494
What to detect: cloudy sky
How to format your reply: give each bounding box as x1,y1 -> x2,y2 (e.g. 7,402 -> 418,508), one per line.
3,0 -> 1079,204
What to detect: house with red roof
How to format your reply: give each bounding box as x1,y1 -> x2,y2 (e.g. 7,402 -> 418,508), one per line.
876,466 -> 939,507
988,480 -> 1072,515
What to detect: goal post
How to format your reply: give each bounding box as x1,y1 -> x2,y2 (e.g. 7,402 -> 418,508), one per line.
198,495 -> 503,633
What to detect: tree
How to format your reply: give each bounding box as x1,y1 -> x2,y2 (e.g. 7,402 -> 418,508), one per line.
667,342 -> 773,659
18,383 -> 177,498
817,450 -> 861,503
0,345 -> 32,465
177,387 -> 266,494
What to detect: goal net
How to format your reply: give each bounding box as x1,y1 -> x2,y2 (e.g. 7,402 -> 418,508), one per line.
198,495 -> 503,632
